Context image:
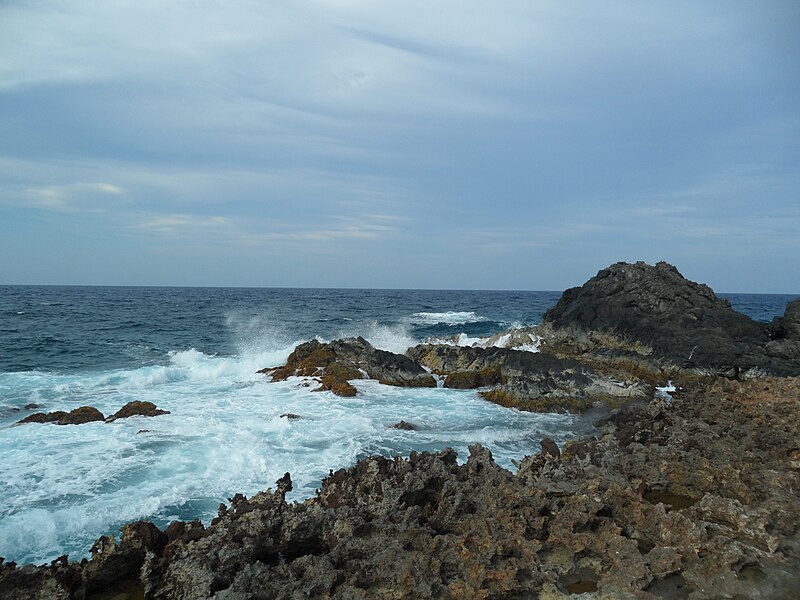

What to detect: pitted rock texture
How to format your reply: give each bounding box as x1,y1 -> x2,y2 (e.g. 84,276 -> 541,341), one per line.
261,337 -> 436,396
4,377 -> 798,599
543,261 -> 800,376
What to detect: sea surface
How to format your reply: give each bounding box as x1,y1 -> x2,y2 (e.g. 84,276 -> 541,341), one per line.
0,286 -> 795,565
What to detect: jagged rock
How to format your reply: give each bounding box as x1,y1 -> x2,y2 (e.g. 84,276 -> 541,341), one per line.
771,299 -> 800,340
391,420 -> 417,430
106,401 -> 170,422
407,344 -> 652,412
17,406 -> 104,426
542,261 -> 800,376
279,413 -> 302,420
3,377 -> 799,598
262,337 -> 436,396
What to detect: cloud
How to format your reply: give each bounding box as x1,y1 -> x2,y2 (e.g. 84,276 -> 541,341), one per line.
131,211 -> 400,247
0,2 -> 798,289
17,182 -> 125,212
134,214 -> 231,237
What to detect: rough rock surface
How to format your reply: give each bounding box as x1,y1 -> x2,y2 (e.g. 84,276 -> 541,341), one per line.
407,344 -> 653,412
3,377 -> 798,599
261,337 -> 436,395
106,401 -> 170,422
17,406 -> 105,426
543,261 -> 800,376
18,403 -> 170,426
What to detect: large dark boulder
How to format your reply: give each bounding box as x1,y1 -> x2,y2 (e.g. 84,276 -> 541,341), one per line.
543,261 -> 800,376
770,299 -> 800,341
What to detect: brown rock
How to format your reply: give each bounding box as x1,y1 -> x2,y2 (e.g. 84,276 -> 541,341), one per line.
106,401 -> 169,422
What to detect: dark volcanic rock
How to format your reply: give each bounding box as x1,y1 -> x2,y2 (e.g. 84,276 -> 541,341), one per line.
543,261 -> 800,376
408,344 -> 652,412
5,377 -> 798,598
17,407 -> 104,426
262,337 -> 436,396
391,420 -> 417,430
106,401 -> 170,422
770,298 -> 800,340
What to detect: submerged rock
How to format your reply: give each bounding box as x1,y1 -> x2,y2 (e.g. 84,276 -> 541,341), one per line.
262,337 -> 436,396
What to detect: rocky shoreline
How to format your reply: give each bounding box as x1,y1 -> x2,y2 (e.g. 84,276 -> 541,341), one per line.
2,261 -> 798,599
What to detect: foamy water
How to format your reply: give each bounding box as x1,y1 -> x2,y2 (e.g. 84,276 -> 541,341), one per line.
0,340 -> 588,565
2,285 -> 791,565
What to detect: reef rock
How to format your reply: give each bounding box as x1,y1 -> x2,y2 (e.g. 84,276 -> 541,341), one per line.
543,261 -> 800,376
262,337 -> 436,396
407,344 -> 652,412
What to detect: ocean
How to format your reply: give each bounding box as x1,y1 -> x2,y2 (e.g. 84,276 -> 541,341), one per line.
0,286 -> 795,565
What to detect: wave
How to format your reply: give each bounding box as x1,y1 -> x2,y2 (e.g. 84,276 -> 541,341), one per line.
410,311 -> 488,326
333,320 -> 419,355
424,329 -> 541,352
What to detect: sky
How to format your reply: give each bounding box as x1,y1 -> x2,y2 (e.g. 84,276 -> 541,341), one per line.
1,1 -> 798,292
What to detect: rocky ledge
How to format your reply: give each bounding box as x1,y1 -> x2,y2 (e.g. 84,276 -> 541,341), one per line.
406,344 -> 652,412
2,376 -> 798,599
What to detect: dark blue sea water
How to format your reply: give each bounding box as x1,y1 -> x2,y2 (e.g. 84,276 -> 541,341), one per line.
0,286 -> 795,565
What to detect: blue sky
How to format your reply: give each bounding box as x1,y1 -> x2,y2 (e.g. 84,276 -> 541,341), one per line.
1,1 -> 798,292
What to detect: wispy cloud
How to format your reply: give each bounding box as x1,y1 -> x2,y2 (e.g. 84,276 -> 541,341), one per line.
131,212 -> 400,246
19,182 -> 124,212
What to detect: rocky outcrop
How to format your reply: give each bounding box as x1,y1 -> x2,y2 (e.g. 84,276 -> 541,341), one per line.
771,299 -> 800,341
261,337 -> 436,396
17,406 -> 105,426
767,299 -> 800,363
106,401 -> 170,422
408,344 -> 653,412
543,261 -> 800,376
4,377 -> 798,598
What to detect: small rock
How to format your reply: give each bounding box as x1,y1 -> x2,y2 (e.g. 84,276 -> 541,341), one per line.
540,437 -> 561,459
391,420 -> 417,431
107,401 -> 170,422
280,413 -> 301,420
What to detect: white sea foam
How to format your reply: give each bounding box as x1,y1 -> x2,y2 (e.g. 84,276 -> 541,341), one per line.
410,311 -> 488,326
333,320 -> 419,355
424,330 -> 541,352
656,381 -> 676,404
0,342 -> 590,566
